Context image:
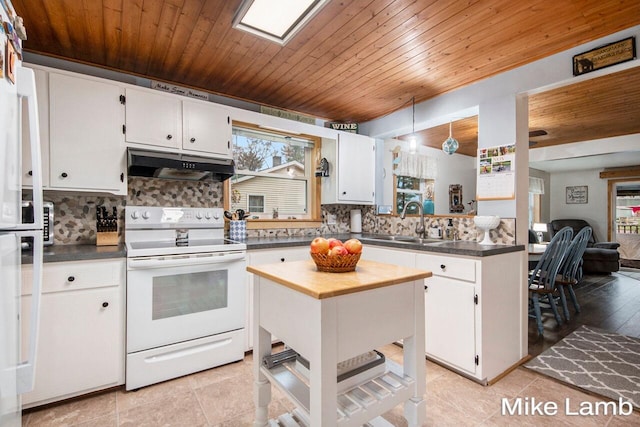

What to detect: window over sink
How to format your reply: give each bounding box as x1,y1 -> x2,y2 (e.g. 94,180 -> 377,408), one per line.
226,123 -> 321,225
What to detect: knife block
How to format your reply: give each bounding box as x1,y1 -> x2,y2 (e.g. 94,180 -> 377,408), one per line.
96,231 -> 119,246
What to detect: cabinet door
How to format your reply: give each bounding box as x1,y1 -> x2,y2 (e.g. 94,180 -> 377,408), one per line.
182,100 -> 232,156
337,133 -> 375,203
49,73 -> 125,193
21,286 -> 123,406
22,67 -> 49,188
124,87 -> 181,149
424,276 -> 476,374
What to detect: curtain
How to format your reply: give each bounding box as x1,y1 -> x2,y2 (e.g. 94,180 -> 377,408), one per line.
529,176 -> 545,194
393,152 -> 438,179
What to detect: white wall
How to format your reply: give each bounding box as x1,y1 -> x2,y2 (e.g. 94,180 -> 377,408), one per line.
549,169 -> 609,241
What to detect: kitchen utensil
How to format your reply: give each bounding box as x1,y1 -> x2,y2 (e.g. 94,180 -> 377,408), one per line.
224,211 -> 233,220
235,209 -> 245,220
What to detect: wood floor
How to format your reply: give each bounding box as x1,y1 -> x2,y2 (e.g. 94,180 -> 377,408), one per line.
528,267 -> 640,358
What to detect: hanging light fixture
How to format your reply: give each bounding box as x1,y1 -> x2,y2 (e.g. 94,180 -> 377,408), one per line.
408,96 -> 417,154
442,120 -> 459,155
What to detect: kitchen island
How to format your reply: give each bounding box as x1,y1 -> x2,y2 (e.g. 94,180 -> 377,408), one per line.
248,259 -> 432,426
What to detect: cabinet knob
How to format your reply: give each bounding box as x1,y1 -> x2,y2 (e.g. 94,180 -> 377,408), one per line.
280,258 -> 285,262
166,134 -> 173,140
102,302 -> 109,308
424,285 -> 428,290
28,170 -> 33,176
61,172 -> 68,178
67,276 -> 75,282
342,191 -> 347,195
440,264 -> 446,270
190,137 -> 196,143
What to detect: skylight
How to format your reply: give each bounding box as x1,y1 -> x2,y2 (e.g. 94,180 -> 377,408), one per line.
232,0 -> 329,45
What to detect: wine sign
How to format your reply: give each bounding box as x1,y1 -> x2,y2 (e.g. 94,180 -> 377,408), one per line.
329,122 -> 358,133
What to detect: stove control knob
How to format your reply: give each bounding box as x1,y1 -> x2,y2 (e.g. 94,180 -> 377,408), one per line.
213,212 -> 220,220
205,212 -> 212,220
142,211 -> 151,220
195,211 -> 203,219
131,211 -> 140,220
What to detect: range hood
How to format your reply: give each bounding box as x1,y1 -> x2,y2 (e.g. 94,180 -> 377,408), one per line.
127,148 -> 235,181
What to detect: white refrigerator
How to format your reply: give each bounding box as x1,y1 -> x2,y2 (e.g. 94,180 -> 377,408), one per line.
0,3 -> 44,425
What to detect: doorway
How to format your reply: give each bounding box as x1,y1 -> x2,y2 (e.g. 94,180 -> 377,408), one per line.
612,180 -> 640,269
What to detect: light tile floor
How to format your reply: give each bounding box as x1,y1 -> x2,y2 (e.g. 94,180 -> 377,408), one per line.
22,344 -> 640,426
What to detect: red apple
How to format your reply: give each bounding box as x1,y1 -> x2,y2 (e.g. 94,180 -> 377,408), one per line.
328,238 -> 343,248
328,245 -> 349,256
310,237 -> 330,254
344,238 -> 363,254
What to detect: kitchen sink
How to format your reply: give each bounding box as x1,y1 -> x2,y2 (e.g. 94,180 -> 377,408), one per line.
361,235 -> 442,245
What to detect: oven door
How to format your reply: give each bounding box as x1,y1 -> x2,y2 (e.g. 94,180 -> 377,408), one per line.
126,250 -> 246,353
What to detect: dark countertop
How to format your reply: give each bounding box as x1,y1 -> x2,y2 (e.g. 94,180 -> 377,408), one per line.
22,244 -> 126,264
22,232 -> 523,265
246,233 -> 524,257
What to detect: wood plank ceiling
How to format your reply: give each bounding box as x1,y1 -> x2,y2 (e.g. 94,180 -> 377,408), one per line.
398,65 -> 640,156
11,0 -> 640,154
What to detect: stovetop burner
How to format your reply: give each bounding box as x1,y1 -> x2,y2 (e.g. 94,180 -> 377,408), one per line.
125,207 -> 246,257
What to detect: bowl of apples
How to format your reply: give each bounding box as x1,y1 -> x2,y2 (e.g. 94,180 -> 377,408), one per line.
309,237 -> 362,273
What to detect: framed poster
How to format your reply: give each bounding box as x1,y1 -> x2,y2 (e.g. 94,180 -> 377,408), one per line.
566,186 -> 588,204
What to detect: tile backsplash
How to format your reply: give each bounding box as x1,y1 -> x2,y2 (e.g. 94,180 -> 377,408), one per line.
45,177 -> 223,245
43,177 -> 515,245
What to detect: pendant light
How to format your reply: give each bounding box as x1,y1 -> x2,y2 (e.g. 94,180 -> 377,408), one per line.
442,120 -> 459,155
408,97 -> 417,154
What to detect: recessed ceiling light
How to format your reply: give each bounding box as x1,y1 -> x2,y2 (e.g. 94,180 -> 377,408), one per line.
232,0 -> 329,45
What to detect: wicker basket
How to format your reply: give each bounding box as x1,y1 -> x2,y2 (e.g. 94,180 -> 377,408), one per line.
310,252 -> 361,273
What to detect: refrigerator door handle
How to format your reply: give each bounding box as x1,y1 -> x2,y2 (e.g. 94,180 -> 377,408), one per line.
16,230 -> 43,394
16,66 -> 43,230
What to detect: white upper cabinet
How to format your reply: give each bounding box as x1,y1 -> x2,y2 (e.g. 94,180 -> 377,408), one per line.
321,132 -> 375,205
22,67 -> 49,188
125,88 -> 232,157
182,100 -> 232,156
49,73 -> 126,195
124,88 -> 181,149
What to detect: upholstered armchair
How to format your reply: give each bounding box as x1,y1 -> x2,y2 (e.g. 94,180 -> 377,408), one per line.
549,219 -> 620,274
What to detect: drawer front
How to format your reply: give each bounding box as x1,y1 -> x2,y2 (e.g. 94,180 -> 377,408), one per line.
22,259 -> 124,295
416,253 -> 477,283
249,247 -> 309,266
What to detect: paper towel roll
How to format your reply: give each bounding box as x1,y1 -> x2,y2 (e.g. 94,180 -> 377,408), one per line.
350,209 -> 362,233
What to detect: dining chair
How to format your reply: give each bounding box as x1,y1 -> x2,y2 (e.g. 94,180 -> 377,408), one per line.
555,226 -> 592,321
528,226 -> 573,335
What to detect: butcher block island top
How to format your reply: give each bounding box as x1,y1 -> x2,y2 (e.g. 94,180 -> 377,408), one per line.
247,259 -> 432,299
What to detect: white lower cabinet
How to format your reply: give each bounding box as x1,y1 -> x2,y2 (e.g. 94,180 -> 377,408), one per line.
20,259 -> 125,408
416,250 -> 524,383
245,247 -> 309,350
418,255 -> 478,375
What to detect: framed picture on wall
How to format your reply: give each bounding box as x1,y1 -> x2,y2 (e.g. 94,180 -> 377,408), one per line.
566,185 -> 588,204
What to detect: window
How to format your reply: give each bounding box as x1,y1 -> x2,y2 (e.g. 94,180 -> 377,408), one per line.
392,151 -> 436,215
528,176 -> 544,227
395,177 -> 434,215
228,124 -> 320,222
248,194 -> 265,213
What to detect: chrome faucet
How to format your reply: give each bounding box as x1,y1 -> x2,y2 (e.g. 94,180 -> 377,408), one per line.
400,201 -> 426,239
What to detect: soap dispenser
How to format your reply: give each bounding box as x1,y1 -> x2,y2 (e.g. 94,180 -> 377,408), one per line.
444,218 -> 455,240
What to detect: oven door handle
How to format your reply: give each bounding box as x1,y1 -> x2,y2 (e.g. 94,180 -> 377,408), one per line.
128,252 -> 246,269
